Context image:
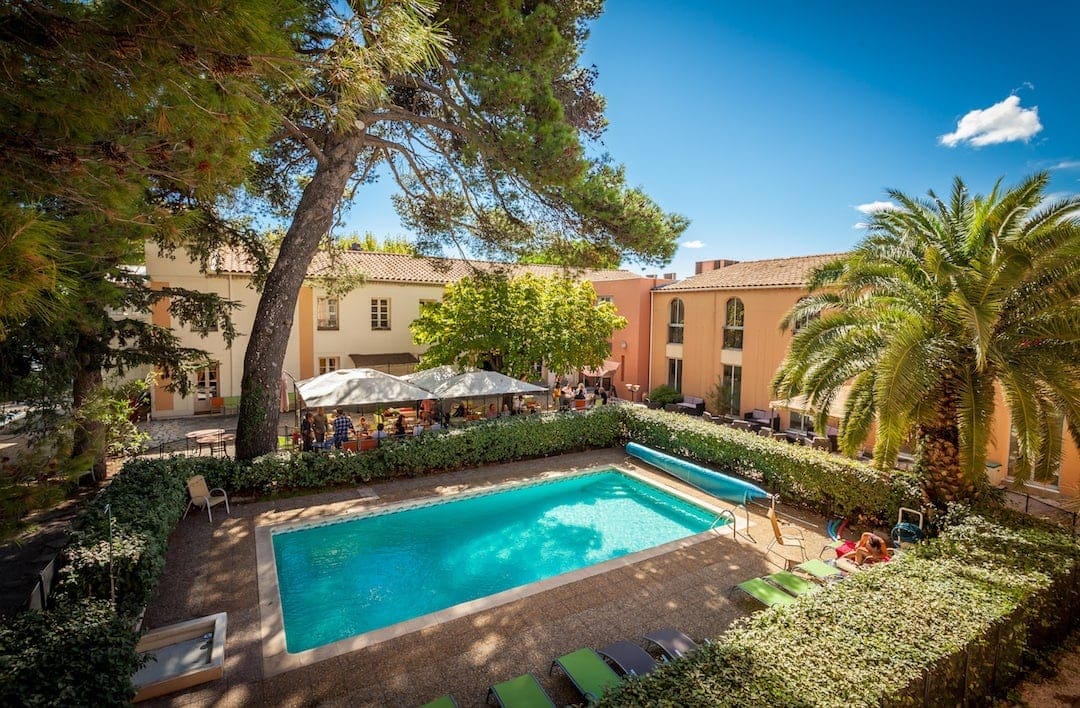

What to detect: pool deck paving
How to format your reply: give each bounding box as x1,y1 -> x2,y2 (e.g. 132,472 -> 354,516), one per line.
143,449 -> 834,707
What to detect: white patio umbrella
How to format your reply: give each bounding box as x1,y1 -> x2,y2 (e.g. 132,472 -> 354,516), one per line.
296,368 -> 437,409
429,370 -> 547,399
400,364 -> 475,392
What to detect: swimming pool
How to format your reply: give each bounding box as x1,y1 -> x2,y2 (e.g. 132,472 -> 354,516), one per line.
270,469 -> 720,654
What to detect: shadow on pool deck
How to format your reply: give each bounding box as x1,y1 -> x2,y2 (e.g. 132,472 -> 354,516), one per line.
142,448 -> 833,707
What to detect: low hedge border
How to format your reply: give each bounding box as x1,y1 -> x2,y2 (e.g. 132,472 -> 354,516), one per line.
599,506 -> 1080,707
0,405 -> 1065,706
620,407 -> 922,525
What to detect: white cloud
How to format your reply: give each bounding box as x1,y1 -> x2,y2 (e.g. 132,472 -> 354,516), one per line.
939,95 -> 1042,147
854,201 -> 898,215
681,240 -> 705,249
1052,160 -> 1080,170
852,222 -> 869,230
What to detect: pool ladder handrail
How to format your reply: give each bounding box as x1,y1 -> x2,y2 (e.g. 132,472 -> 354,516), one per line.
710,508 -> 738,540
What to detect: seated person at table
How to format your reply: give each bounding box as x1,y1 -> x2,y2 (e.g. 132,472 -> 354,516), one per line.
574,384 -> 586,400
357,416 -> 371,435
486,403 -> 498,419
332,409 -> 355,449
452,402 -> 466,418
428,418 -> 443,431
372,422 -> 388,440
393,416 -> 407,436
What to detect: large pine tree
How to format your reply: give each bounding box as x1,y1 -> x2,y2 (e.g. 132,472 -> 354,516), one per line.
235,0 -> 688,458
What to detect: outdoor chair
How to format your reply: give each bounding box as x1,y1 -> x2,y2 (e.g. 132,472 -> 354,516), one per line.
733,570 -> 817,607
597,640 -> 656,676
184,475 -> 230,523
209,396 -> 226,414
757,427 -> 772,437
643,628 -> 701,660
421,694 -> 459,708
550,648 -> 622,704
766,506 -> 807,566
732,576 -> 798,607
795,559 -> 844,582
486,673 -> 555,707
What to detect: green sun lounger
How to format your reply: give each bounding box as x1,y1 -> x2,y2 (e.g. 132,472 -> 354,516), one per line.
486,673 -> 555,708
796,558 -> 844,580
766,570 -> 817,596
734,577 -> 797,607
421,694 -> 458,708
550,648 -> 622,703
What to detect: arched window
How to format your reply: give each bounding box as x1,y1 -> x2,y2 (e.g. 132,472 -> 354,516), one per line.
723,298 -> 744,349
667,298 -> 685,344
793,297 -> 819,333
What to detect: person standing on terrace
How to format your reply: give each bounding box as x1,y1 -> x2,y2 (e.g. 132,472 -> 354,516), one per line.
313,408 -> 328,446
332,409 -> 354,449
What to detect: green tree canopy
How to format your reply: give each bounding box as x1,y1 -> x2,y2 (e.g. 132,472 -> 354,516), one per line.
0,0 -> 302,470
411,273 -> 626,380
235,0 -> 687,458
772,173 -> 1080,506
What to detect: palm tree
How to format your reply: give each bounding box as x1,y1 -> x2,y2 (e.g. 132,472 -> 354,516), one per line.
772,173 -> 1080,506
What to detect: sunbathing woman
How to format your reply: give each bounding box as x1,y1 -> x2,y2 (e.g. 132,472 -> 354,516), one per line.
839,532 -> 891,566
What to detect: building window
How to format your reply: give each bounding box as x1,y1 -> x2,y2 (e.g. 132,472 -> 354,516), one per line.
720,364 -> 741,416
318,356 -> 339,375
317,297 -> 339,330
793,297 -> 818,333
723,298 -> 744,349
667,298 -> 685,344
789,410 -> 814,434
192,366 -> 219,414
419,298 -> 439,311
371,298 -> 390,330
190,320 -> 218,333
597,295 -> 613,304
1008,415 -> 1064,488
667,358 -> 682,392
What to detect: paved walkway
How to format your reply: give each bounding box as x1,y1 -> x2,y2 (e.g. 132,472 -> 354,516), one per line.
139,414 -> 240,449
142,449 -> 834,707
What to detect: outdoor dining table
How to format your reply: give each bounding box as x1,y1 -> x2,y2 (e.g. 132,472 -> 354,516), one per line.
194,433 -> 235,457
185,428 -> 226,456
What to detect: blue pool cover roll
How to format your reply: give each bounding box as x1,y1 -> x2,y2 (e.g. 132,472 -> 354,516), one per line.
626,442 -> 769,505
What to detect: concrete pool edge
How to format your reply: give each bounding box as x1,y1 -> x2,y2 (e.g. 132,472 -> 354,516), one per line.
255,461 -> 750,677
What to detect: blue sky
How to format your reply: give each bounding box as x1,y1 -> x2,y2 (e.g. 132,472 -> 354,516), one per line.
341,1 -> 1080,278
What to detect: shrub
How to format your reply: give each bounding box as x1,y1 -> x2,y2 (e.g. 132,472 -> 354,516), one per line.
600,508 -> 1080,707
646,384 -> 682,406
620,406 -> 920,524
0,600 -> 142,706
202,407 -> 624,495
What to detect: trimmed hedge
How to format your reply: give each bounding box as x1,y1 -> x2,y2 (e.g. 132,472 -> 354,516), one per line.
0,409 -> 623,705
600,506 -> 1080,707
2,405 -> 1068,706
621,407 -> 921,525
212,408 -> 624,494
0,600 -> 142,707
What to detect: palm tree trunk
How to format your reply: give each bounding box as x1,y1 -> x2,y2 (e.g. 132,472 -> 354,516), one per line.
234,133 -> 366,460
916,380 -> 976,506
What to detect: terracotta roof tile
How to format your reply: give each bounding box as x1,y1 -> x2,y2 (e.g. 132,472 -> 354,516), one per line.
659,253 -> 845,291
211,249 -> 644,285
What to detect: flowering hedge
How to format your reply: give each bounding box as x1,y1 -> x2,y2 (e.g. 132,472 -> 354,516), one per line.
620,407 -> 921,525
600,506 -> 1080,707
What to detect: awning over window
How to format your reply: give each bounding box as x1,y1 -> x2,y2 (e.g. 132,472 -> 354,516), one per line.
582,359 -> 621,378
770,386 -> 850,419
349,352 -> 420,367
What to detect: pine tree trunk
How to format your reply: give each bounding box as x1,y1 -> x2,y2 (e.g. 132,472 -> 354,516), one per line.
72,335 -> 106,481
235,134 -> 366,460
915,376 -> 977,506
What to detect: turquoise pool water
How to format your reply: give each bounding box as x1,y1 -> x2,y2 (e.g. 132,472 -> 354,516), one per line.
272,470 -> 718,652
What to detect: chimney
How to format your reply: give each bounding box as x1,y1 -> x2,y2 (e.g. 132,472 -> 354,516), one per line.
695,259 -> 739,274
645,273 -> 657,279
662,272 -> 677,281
